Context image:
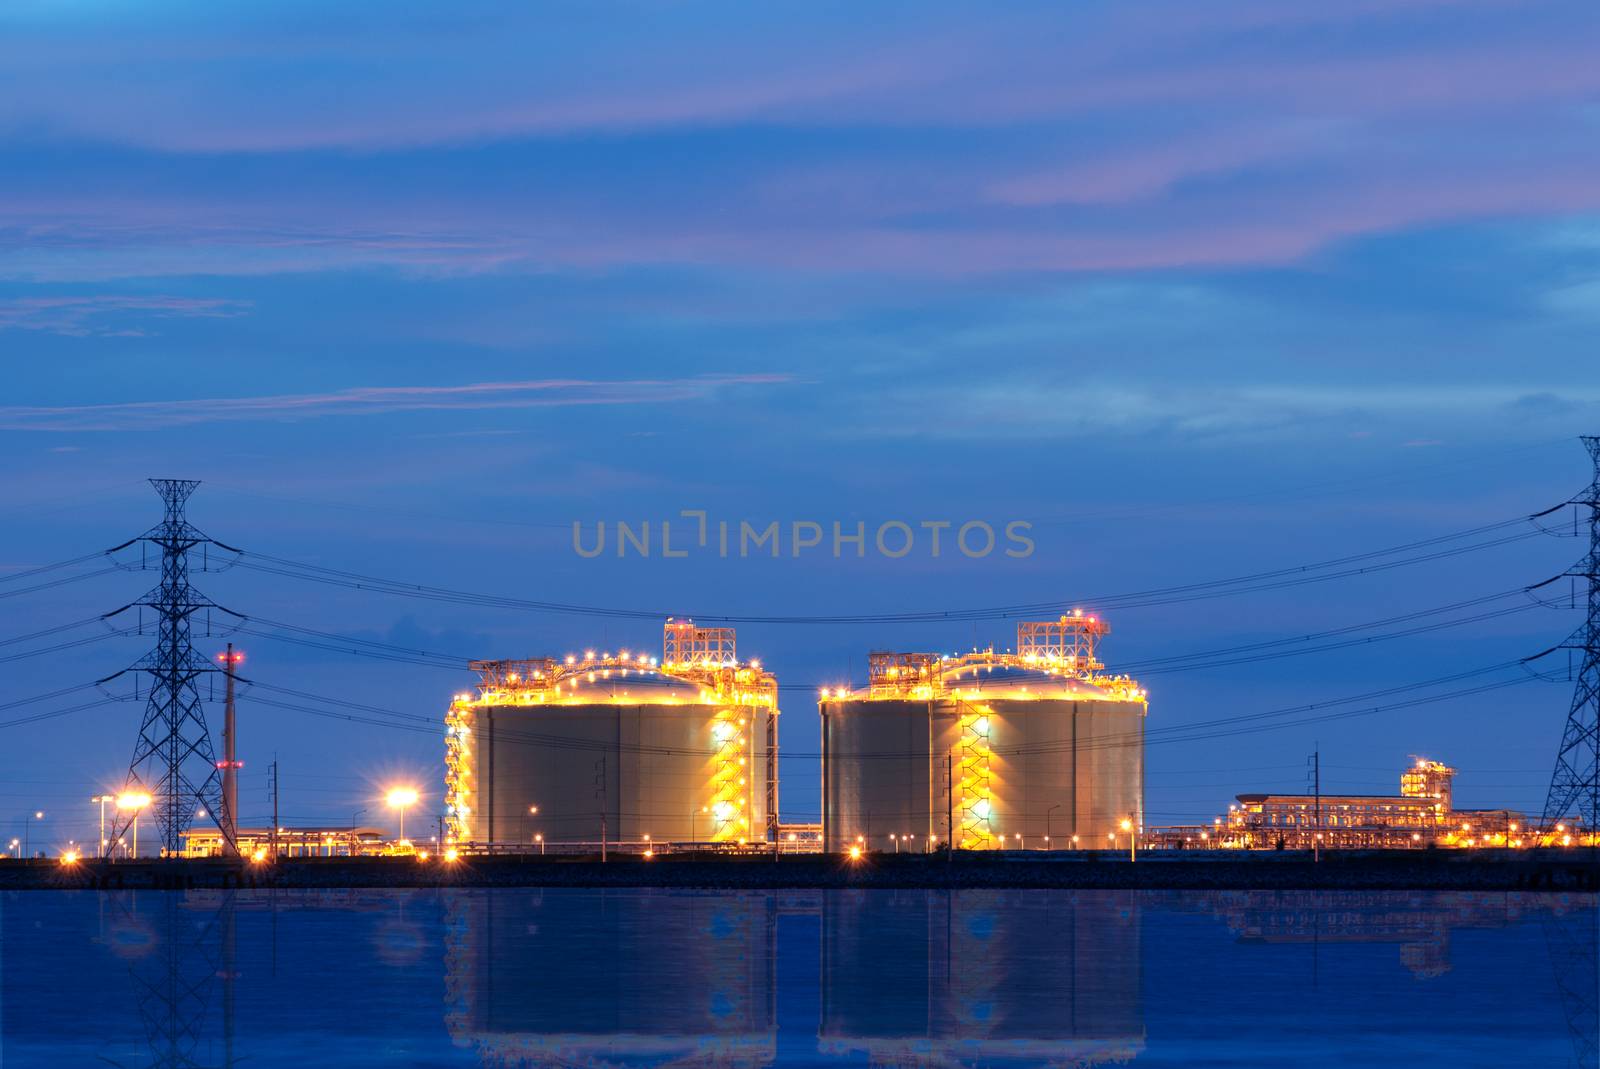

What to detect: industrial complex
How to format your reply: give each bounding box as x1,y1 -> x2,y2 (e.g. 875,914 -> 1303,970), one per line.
423,611 -> 1592,860
433,612 -> 1153,856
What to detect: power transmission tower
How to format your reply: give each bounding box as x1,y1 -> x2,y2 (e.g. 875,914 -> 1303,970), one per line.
104,479 -> 239,858
1544,436 -> 1600,833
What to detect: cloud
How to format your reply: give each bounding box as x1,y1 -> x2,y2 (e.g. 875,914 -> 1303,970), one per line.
0,294 -> 250,335
853,383 -> 1600,442
1541,278 -> 1600,319
0,2 -> 1582,153
986,123 -> 1345,207
0,2 -> 1597,283
0,374 -> 791,432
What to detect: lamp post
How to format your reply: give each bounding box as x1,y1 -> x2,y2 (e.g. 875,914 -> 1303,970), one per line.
92,796 -> 111,857
24,810 -> 43,858
386,788 -> 420,843
535,833 -> 544,856
521,805 -> 539,852
117,794 -> 151,858
1046,804 -> 1060,849
890,834 -> 899,853
1120,818 -> 1135,863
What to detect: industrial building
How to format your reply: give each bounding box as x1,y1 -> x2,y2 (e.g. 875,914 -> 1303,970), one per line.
1224,759 -> 1531,849
179,826 -> 388,859
820,612 -> 1147,852
444,619 -> 778,848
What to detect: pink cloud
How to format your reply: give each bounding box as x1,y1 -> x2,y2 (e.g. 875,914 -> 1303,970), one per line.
987,123 -> 1344,207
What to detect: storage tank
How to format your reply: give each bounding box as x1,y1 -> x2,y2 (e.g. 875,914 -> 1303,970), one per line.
445,620 -> 777,848
821,613 -> 1146,852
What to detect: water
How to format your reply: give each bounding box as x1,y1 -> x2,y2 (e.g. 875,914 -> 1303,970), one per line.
1,888 -> 1594,1067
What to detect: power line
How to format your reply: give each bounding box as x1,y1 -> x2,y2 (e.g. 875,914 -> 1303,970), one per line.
243,661 -> 1553,761
0,682 -> 100,713
228,513 -> 1552,625
226,584 -> 1558,688
0,627 -> 134,666
0,552 -> 108,584
0,566 -> 119,600
0,696 -> 120,731
0,615 -> 107,649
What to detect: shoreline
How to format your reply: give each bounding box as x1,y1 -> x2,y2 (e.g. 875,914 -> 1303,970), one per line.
2,850 -> 1596,893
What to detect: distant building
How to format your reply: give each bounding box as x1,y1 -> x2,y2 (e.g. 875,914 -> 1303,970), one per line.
1223,758 -> 1529,850
776,823 -> 823,853
179,826 -> 389,859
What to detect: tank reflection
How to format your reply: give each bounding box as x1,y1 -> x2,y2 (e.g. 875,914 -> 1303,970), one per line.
819,889 -> 1144,1067
444,888 -> 777,1067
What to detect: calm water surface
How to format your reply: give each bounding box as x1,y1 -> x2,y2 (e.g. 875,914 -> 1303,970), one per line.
1,888 -> 1594,1067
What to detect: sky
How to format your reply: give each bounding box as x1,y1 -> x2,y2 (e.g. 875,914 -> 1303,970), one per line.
2,0 -> 1599,850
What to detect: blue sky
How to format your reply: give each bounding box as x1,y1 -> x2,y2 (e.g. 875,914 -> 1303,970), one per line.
2,0 -> 1598,847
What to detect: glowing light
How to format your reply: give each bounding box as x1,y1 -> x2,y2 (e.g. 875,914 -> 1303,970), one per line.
60,850 -> 79,865
444,848 -> 460,862
251,848 -> 267,863
848,845 -> 862,860
116,792 -> 152,810
417,850 -> 431,861
386,788 -> 420,809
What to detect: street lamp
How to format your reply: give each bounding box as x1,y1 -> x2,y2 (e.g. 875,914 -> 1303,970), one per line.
24,810 -> 44,858
1045,803 -> 1061,848
92,796 -> 112,857
1120,818 -> 1135,863
386,788 -> 420,843
117,793 -> 151,858
535,833 -> 544,856
890,833 -> 899,853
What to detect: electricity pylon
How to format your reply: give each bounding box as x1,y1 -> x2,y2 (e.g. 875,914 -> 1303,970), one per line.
103,479 -> 240,858
1544,436 -> 1600,833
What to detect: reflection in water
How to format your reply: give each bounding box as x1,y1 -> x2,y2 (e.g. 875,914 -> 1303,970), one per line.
1178,890 -> 1593,980
443,889 -> 777,1067
0,887 -> 1592,1067
103,894 -> 230,1069
819,890 -> 1143,1068
1542,902 -> 1600,1069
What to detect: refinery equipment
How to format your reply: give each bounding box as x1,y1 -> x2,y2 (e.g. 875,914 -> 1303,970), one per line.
1224,757 -> 1538,850
445,619 -> 778,848
819,612 -> 1147,852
